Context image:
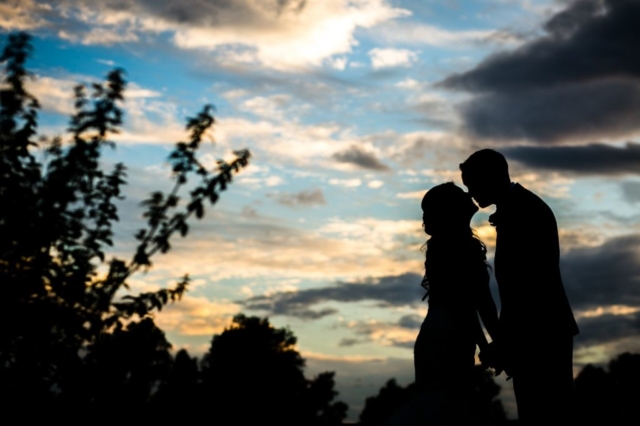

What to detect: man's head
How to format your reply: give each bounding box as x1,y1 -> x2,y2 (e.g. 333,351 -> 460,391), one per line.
459,149 -> 511,208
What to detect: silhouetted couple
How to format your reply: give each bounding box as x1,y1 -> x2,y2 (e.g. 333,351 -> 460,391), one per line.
390,149 -> 579,425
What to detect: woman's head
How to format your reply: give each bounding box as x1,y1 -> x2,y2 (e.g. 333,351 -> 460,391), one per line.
421,182 -> 478,236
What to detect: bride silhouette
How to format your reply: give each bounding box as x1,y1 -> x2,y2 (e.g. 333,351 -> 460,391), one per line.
389,182 -> 500,424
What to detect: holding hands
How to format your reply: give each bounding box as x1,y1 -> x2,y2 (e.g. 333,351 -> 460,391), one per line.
479,341 -> 512,380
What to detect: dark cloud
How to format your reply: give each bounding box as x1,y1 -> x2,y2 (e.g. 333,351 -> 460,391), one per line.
543,0 -> 604,38
439,0 -> 640,143
332,145 -> 391,171
338,338 -> 364,347
621,182 -> 640,203
561,234 -> 640,313
441,0 -> 640,93
456,79 -> 640,143
241,273 -> 423,319
397,314 -> 423,329
341,316 -> 420,349
86,0 -> 307,27
501,142 -> 640,175
575,311 -> 640,348
269,188 -> 326,207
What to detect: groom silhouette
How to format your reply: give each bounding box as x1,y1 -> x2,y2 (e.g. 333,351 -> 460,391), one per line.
460,149 -> 579,424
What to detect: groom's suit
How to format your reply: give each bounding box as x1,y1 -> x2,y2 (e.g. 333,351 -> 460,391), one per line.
492,183 -> 578,423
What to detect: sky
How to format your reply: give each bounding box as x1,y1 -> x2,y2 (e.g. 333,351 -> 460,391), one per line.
3,0 -> 640,420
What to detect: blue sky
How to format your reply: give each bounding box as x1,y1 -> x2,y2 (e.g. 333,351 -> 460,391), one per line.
4,0 -> 640,419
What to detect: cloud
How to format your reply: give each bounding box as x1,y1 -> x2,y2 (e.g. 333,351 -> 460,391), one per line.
367,180 -> 384,189
153,295 -> 242,337
241,273 -> 424,319
329,178 -> 362,188
240,94 -> 292,120
441,0 -> 639,93
396,190 -> 427,200
453,80 -> 640,143
0,0 -> 51,30
31,0 -> 410,70
96,59 -> 116,66
368,48 -> 417,69
269,188 -> 327,207
395,78 -> 423,90
59,27 -> 140,45
332,144 -> 391,171
341,317 -> 420,349
575,311 -> 640,349
439,0 -> 640,144
26,75 -> 77,115
373,20 -> 522,47
621,182 -> 640,203
502,142 -> 640,175
562,234 -> 640,313
397,314 -> 423,329
108,201 -> 425,288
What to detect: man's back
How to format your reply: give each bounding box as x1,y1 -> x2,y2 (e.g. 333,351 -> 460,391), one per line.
493,183 -> 578,345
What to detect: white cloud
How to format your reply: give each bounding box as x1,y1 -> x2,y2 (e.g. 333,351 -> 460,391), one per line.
222,89 -> 250,100
329,178 -> 362,188
368,48 -> 418,69
265,176 -> 285,187
126,83 -> 162,99
59,27 -> 140,45
396,190 -> 427,199
240,95 -> 292,120
26,75 -> 76,115
368,180 -> 384,189
96,59 -> 116,66
395,78 -> 423,89
40,0 -> 411,70
326,56 -> 348,70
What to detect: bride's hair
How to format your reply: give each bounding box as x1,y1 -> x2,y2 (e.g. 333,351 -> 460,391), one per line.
420,182 -> 489,300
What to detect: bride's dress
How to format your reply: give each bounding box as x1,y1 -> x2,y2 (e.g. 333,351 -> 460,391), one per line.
389,242 -> 482,425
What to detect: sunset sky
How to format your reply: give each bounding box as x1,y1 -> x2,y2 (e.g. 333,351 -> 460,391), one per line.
4,0 -> 640,419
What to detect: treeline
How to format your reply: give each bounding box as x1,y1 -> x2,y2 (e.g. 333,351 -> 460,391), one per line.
358,351 -> 640,425
573,352 -> 640,423
48,314 -> 348,423
358,367 -> 507,425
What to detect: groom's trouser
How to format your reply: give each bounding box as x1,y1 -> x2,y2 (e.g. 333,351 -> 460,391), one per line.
512,336 -> 574,424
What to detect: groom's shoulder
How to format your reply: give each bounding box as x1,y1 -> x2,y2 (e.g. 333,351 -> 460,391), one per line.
511,183 -> 555,217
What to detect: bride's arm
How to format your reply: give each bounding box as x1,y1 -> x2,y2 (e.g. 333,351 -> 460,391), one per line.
474,312 -> 489,352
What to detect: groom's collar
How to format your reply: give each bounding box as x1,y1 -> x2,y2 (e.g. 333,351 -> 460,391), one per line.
495,182 -> 517,209
489,182 -> 517,227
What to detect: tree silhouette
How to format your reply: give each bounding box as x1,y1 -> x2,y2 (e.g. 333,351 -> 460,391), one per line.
574,364 -> 613,422
359,366 -> 506,425
360,379 -> 418,426
200,314 -> 348,425
150,348 -> 201,412
78,318 -> 173,409
575,352 -> 640,423
0,31 -> 250,408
